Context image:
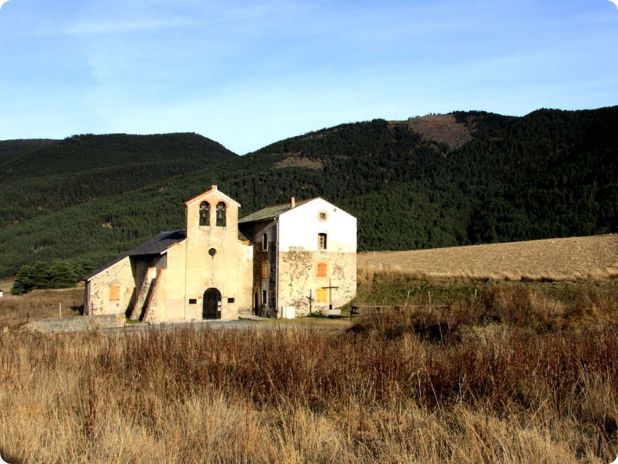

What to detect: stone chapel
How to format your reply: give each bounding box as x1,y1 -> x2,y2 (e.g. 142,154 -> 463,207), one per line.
84,186 -> 357,320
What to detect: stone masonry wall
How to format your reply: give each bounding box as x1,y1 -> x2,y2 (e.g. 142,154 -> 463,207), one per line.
278,251 -> 356,316
85,256 -> 135,316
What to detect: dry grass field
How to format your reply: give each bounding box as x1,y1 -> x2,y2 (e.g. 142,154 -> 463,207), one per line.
0,236 -> 617,462
0,287 -> 83,329
0,277 -> 14,294
0,282 -> 617,463
359,234 -> 618,281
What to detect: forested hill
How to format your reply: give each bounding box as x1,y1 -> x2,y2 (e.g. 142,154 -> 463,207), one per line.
243,107 -> 616,249
0,107 -> 616,277
0,139 -> 55,159
0,132 -> 237,229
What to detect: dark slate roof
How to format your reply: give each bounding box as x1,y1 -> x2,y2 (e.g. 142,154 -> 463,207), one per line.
239,198 -> 315,224
238,230 -> 250,242
128,230 -> 187,256
84,230 -> 186,281
84,228 -> 251,281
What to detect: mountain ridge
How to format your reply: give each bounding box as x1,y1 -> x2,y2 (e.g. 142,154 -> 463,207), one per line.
0,106 -> 616,277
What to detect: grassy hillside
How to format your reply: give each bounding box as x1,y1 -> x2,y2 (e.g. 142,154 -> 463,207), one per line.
0,107 -> 616,277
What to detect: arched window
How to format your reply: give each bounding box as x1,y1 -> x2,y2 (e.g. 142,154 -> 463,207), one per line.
199,202 -> 210,226
216,202 -> 226,227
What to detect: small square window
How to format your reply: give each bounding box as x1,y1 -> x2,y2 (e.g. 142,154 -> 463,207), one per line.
189,298 -> 197,304
228,297 -> 235,303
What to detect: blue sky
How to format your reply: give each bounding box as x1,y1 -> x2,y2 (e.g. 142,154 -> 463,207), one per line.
0,0 -> 617,154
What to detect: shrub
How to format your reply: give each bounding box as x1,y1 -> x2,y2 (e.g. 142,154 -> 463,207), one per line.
11,260 -> 82,295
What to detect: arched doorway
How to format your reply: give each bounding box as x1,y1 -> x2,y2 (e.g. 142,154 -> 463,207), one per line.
203,288 -> 221,319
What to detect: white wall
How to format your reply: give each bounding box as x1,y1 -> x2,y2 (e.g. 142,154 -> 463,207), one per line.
278,199 -> 357,253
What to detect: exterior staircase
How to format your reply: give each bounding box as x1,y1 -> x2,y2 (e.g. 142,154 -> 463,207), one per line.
140,270 -> 164,322
128,268 -> 156,321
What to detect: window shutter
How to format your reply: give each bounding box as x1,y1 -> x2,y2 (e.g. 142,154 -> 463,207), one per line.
109,286 -> 120,301
317,262 -> 327,277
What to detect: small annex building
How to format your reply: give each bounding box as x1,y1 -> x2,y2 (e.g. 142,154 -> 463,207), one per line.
84,186 -> 357,321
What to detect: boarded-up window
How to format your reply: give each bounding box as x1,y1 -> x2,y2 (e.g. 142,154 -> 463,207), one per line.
316,288 -> 327,303
317,262 -> 327,277
261,262 -> 269,279
318,233 -> 327,250
109,286 -> 120,301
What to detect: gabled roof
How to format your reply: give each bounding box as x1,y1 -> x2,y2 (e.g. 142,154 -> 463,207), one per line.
239,198 -> 317,224
84,227 -> 251,281
128,230 -> 187,256
84,230 -> 186,281
83,254 -> 128,282
185,185 -> 240,208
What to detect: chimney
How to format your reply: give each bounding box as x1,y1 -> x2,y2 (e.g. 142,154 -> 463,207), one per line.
211,185 -> 218,191
290,197 -> 296,208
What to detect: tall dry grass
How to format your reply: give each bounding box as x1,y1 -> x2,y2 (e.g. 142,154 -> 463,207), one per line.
0,282 -> 616,463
